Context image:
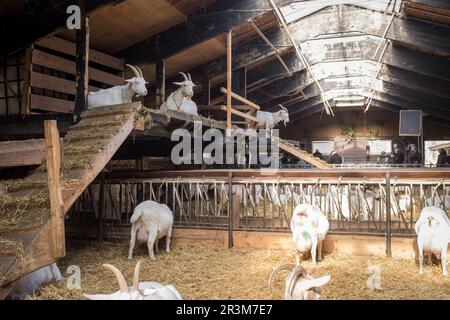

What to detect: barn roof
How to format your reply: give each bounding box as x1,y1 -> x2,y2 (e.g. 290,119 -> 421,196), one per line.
1,0 -> 449,124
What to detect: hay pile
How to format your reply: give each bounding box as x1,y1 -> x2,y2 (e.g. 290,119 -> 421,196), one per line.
30,242 -> 450,300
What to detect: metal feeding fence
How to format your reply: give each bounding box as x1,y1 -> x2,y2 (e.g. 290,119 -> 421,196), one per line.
67,171 -> 450,248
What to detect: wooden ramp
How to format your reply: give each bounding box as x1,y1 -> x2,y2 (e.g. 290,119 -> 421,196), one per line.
279,139 -> 332,169
0,102 -> 146,298
160,110 -> 331,169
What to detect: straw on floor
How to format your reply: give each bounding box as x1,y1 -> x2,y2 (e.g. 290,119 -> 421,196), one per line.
30,242 -> 450,300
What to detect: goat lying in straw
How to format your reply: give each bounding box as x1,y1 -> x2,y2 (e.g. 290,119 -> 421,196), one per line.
269,264 -> 331,300
84,260 -> 182,300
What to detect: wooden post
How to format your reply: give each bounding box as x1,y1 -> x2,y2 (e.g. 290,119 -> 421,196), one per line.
226,30 -> 232,131
44,120 -> 65,258
155,59 -> 166,107
22,46 -> 33,115
74,0 -> 89,120
385,172 -> 392,258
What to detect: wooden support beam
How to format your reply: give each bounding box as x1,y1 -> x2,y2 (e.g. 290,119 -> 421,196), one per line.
219,105 -> 261,124
220,87 -> 260,110
0,138 -> 63,168
250,20 -> 292,76
74,1 -> 89,120
120,0 -> 292,64
197,105 -> 253,112
155,59 -> 166,107
44,120 -> 65,259
227,30 -> 232,131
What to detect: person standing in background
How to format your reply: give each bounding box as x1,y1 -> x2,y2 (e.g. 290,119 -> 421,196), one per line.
313,149 -> 324,160
436,148 -> 448,167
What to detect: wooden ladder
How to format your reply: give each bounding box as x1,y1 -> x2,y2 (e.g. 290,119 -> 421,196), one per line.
0,102 -> 145,298
279,139 -> 332,169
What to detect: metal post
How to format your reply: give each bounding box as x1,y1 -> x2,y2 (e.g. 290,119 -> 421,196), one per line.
226,30 -> 232,131
385,172 -> 392,257
98,173 -> 105,244
228,171 -> 233,249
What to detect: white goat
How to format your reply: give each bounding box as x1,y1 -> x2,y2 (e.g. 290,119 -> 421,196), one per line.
248,105 -> 289,135
84,261 -> 182,300
426,195 -> 450,210
160,72 -> 198,116
88,64 -> 148,109
291,203 -> 329,266
217,184 -> 263,212
128,200 -> 174,261
269,264 -> 331,300
415,206 -> 450,276
8,263 -> 63,300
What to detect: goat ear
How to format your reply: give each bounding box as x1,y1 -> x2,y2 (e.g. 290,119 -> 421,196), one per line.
173,82 -> 184,86
299,275 -> 331,292
125,78 -> 134,83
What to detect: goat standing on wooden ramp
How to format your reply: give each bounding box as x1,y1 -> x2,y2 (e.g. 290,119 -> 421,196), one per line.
128,200 -> 174,261
269,264 -> 331,300
84,261 -> 182,300
291,203 -> 329,266
247,104 -> 289,135
8,263 -> 63,300
87,64 -> 148,109
415,206 -> 450,276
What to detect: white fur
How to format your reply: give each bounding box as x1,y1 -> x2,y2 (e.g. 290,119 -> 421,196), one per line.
84,261 -> 182,300
269,264 -> 331,300
249,107 -> 289,134
415,206 -> 450,276
291,203 -> 329,266
88,64 -> 148,109
8,263 -> 63,300
160,72 -> 197,115
128,200 -> 174,261
426,195 -> 450,210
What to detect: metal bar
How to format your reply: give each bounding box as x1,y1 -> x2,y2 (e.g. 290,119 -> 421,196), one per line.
227,30 -> 232,131
249,20 -> 292,76
386,172 -> 392,257
228,171 -> 233,249
98,173 -> 105,243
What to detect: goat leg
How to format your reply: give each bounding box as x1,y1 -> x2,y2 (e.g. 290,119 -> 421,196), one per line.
166,226 -> 172,253
147,228 -> 158,261
418,240 -> 424,274
318,240 -> 323,261
128,224 -> 138,260
311,240 -> 318,267
442,248 -> 448,277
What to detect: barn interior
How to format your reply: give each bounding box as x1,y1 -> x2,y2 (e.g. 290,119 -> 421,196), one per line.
0,0 -> 449,299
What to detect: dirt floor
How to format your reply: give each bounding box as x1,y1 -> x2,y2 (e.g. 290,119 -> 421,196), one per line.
30,242 -> 450,300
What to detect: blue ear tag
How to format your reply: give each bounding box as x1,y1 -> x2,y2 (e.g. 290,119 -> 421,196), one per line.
302,231 -> 311,240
